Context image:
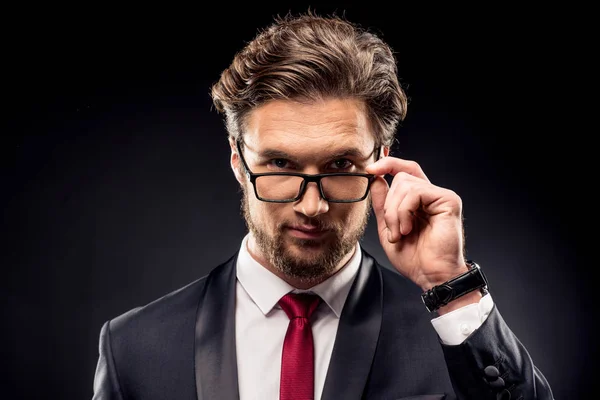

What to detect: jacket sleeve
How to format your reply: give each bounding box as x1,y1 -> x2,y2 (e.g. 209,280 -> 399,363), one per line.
441,305 -> 554,400
92,320 -> 125,400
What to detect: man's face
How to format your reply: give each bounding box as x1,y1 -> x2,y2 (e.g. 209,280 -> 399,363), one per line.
231,98 -> 378,287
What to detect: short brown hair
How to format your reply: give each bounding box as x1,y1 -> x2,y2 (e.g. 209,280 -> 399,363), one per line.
210,10 -> 408,147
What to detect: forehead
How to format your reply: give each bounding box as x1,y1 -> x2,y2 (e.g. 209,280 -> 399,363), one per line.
243,98 -> 375,155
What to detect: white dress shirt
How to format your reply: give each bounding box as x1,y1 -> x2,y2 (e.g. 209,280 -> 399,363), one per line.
234,234 -> 493,400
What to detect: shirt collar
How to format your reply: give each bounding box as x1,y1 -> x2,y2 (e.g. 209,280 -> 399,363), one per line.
236,233 -> 361,318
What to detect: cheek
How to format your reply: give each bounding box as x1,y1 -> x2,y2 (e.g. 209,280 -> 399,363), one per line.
247,195 -> 284,227
338,203 -> 369,225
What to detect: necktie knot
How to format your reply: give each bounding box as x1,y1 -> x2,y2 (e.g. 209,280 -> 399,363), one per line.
279,292 -> 321,320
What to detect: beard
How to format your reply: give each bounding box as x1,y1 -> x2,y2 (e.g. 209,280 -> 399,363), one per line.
241,187 -> 371,285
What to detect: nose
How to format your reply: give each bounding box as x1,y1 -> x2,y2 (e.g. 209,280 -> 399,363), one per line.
293,182 -> 329,217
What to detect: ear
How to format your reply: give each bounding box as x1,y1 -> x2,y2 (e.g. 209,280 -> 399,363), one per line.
229,137 -> 245,185
382,146 -> 390,158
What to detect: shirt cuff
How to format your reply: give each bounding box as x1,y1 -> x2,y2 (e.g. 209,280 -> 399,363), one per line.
430,293 -> 494,345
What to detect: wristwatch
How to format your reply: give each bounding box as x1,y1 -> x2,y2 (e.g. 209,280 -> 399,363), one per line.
421,260 -> 489,312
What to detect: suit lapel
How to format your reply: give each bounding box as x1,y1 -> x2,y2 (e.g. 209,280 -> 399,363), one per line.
192,249 -> 383,400
321,249 -> 383,400
194,253 -> 240,400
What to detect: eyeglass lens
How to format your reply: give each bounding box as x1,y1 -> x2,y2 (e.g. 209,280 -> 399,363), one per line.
255,175 -> 370,201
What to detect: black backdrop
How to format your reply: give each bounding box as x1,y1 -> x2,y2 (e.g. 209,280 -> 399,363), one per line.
3,2 -> 587,399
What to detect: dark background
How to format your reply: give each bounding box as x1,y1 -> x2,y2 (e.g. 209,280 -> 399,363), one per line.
2,2 -> 586,399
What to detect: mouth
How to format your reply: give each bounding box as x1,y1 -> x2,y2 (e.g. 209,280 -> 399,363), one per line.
286,225 -> 331,240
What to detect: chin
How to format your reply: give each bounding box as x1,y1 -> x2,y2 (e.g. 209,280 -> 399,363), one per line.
287,239 -> 335,265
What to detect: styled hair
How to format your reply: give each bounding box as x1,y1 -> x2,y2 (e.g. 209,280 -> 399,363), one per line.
210,10 -> 408,147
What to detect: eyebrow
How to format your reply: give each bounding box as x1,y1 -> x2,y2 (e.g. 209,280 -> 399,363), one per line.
257,147 -> 373,162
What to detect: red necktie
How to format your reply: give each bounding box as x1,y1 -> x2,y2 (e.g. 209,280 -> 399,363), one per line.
279,292 -> 321,400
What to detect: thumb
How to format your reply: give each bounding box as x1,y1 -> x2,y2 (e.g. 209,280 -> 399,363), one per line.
369,175 -> 389,236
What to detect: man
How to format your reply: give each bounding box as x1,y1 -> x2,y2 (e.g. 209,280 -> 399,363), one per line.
92,11 -> 554,400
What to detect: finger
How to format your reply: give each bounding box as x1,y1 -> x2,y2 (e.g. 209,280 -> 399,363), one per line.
383,172 -> 423,241
366,156 -> 429,182
397,190 -> 424,236
398,184 -> 462,235
369,175 -> 391,240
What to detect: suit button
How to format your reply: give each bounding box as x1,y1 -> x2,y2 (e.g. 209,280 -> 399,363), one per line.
484,365 -> 500,378
496,389 -> 511,399
489,376 -> 505,388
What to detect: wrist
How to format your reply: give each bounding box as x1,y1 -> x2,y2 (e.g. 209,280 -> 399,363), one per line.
419,264 -> 471,292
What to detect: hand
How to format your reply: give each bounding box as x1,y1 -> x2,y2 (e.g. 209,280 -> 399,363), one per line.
366,156 -> 470,291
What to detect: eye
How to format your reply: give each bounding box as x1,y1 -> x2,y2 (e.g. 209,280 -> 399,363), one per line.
330,159 -> 353,170
269,159 -> 291,169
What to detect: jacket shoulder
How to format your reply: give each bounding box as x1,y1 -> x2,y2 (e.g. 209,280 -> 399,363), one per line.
107,253 -> 237,340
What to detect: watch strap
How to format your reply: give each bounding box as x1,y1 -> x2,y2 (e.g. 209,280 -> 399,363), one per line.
421,260 -> 488,312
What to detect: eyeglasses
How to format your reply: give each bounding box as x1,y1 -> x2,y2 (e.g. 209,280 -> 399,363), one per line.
236,140 -> 376,203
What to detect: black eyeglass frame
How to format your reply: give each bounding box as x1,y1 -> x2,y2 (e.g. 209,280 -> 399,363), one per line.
236,139 -> 378,203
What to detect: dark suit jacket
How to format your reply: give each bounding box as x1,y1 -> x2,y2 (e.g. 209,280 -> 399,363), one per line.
92,248 -> 554,400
